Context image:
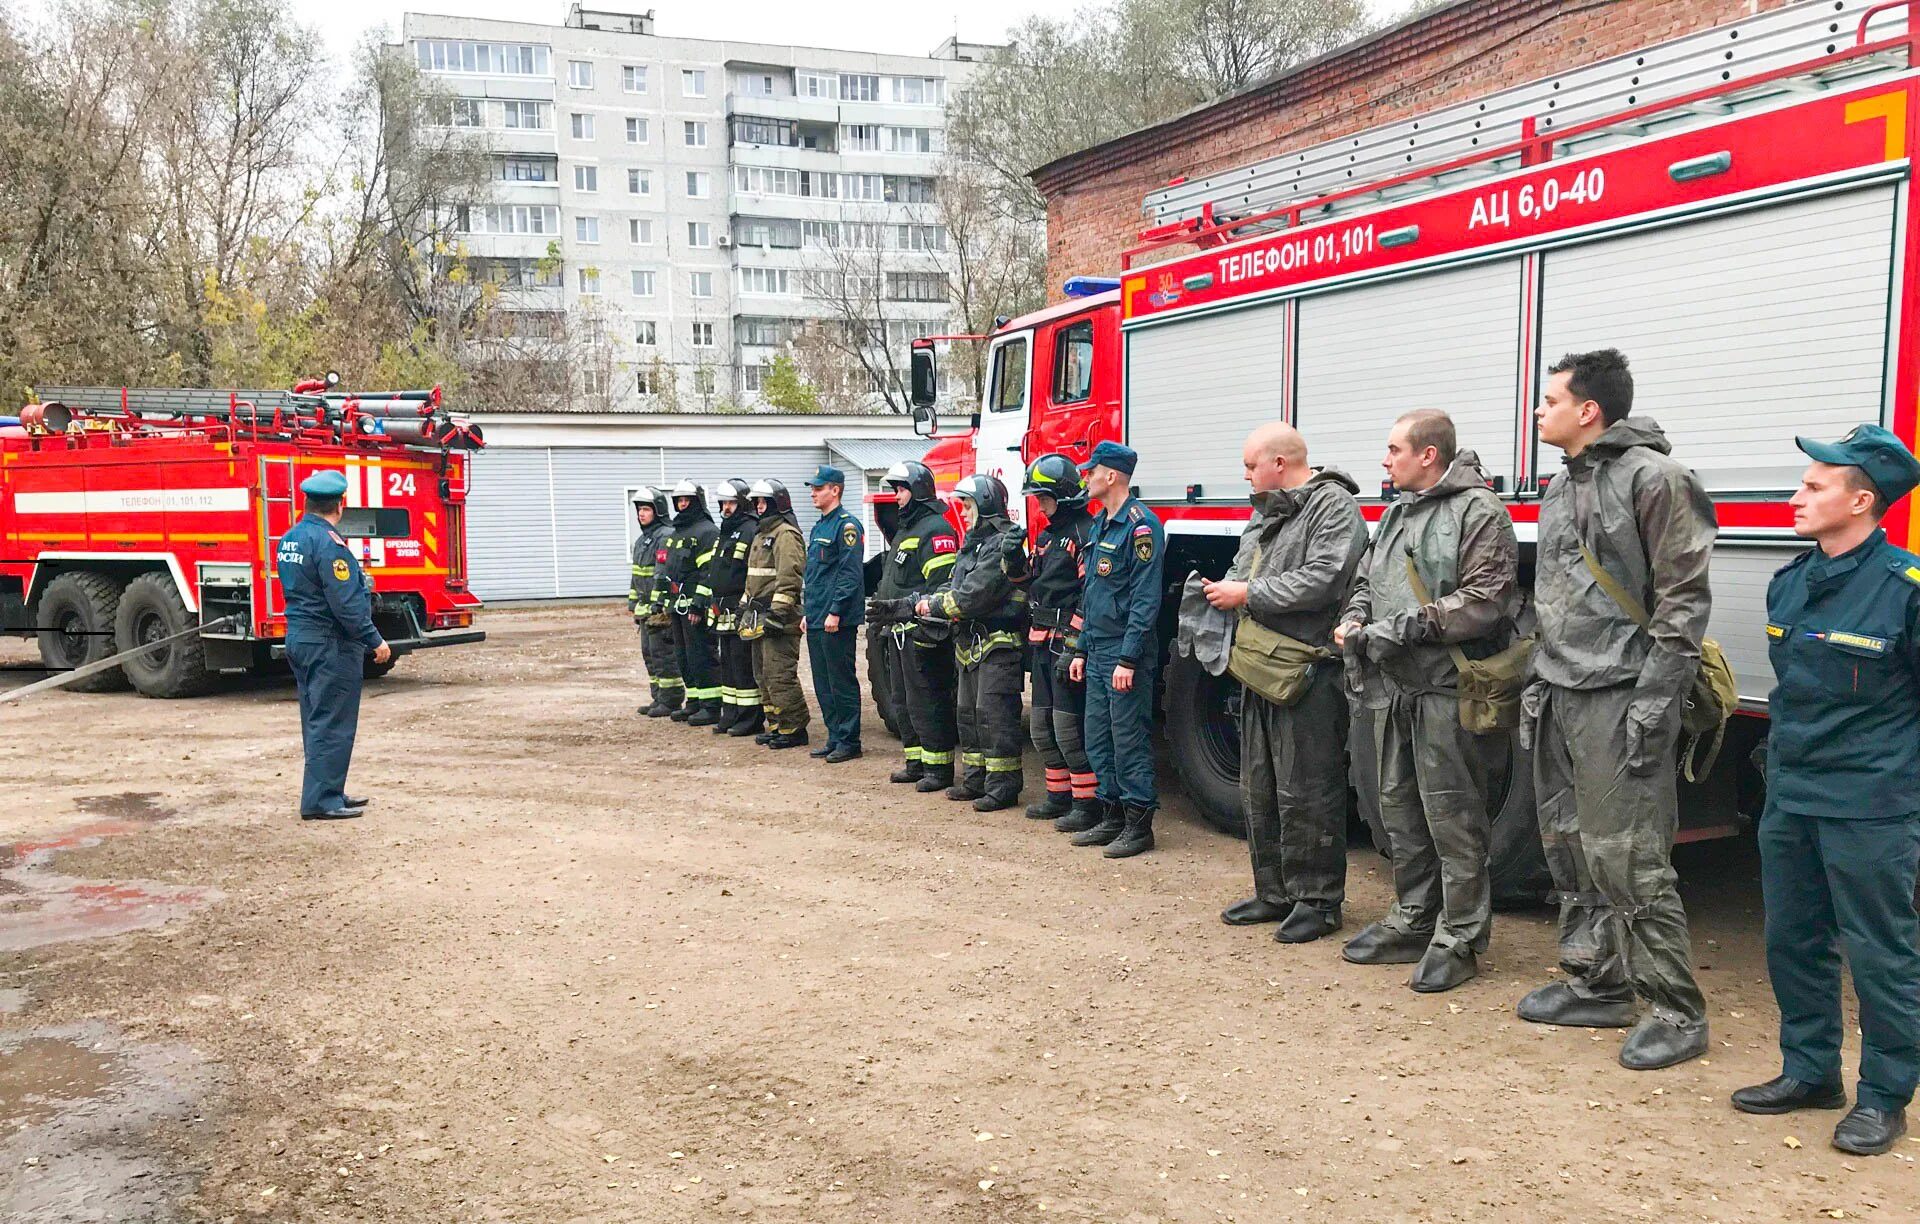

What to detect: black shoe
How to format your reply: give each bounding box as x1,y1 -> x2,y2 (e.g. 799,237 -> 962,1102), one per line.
825,745 -> 863,764
972,793 -> 1017,812
669,707 -> 691,722
686,708 -> 720,727
1731,1075 -> 1847,1116
1054,800 -> 1103,834
1069,802 -> 1127,847
300,808 -> 363,821
809,742 -> 836,758
767,730 -> 809,750
1833,1105 -> 1907,1156
1275,902 -> 1342,944
1341,921 -> 1433,966
1410,944 -> 1478,993
890,763 -> 926,784
1025,792 -> 1072,820
754,730 -> 776,745
1102,805 -> 1155,858
342,795 -> 370,811
945,784 -> 983,802
646,700 -> 680,718
1516,981 -> 1637,1028
1619,1014 -> 1709,1070
1221,898 -> 1289,926
728,719 -> 764,738
712,712 -> 740,735
915,771 -> 954,793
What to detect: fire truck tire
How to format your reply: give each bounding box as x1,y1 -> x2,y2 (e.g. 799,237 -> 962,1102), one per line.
114,572 -> 215,698
36,572 -> 131,692
1163,652 -> 1246,838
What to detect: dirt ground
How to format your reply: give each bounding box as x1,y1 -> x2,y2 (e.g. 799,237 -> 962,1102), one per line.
1,604 -> 1915,1223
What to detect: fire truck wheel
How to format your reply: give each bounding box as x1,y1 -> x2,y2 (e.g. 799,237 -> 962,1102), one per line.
36,572 -> 131,692
1163,652 -> 1246,838
114,572 -> 215,699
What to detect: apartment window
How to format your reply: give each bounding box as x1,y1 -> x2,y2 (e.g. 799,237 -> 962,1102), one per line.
636,367 -> 654,395
583,368 -> 608,397
501,100 -> 548,130
454,204 -> 560,235
689,271 -> 713,298
414,40 -> 550,76
681,68 -> 707,97
802,220 -> 835,247
635,321 -> 657,345
450,98 -> 483,127
738,318 -> 789,346
628,218 -> 653,244
496,156 -> 555,182
896,223 -> 946,252
692,322 -> 716,348
737,72 -> 776,97
735,218 -> 799,249
683,120 -> 707,148
841,173 -> 882,202
797,70 -> 837,99
570,112 -> 594,140
685,171 -> 709,199
628,167 -> 651,195
884,126 -> 935,154
891,76 -> 942,105
887,271 -> 947,302
577,267 -> 601,294
568,60 -> 593,88
622,65 -> 647,93
630,269 -> 655,297
839,72 -> 879,102
738,267 -> 793,296
741,364 -> 766,394
686,221 -> 711,248
575,216 -> 600,243
625,117 -> 649,144
841,221 -> 881,249
842,123 -> 878,152
733,117 -> 794,147
572,165 -> 598,192
884,175 -> 936,204
693,367 -> 716,395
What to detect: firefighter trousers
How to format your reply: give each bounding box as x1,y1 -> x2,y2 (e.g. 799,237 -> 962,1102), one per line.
897,630 -> 957,777
957,646 -> 1025,802
642,619 -> 682,708
1532,683 -> 1707,1026
673,615 -> 720,713
1029,642 -> 1094,807
715,629 -> 760,719
1374,686 -> 1496,954
752,629 -> 809,735
1241,661 -> 1348,911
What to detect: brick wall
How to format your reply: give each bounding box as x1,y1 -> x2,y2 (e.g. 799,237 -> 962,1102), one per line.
1034,0 -> 1798,296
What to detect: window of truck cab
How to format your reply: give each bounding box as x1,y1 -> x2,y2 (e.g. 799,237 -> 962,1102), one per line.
988,336 -> 1028,413
1050,320 -> 1093,405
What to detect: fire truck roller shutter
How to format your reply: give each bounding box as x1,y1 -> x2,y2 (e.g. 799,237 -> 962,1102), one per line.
1537,184 -> 1897,494
1124,298 -> 1288,502
1292,257 -> 1523,492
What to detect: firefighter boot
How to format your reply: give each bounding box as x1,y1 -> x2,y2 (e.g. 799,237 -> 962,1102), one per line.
687,699 -> 721,727
890,759 -> 926,784
1102,805 -> 1155,858
974,766 -> 1022,813
1025,784 -> 1072,821
670,705 -> 692,722
915,765 -> 955,793
946,762 -> 985,803
1070,800 -> 1128,847
711,702 -> 741,734
728,709 -> 765,738
1054,798 -> 1104,834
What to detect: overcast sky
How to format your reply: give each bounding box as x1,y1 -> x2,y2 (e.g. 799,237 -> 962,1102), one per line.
291,0 -> 1414,59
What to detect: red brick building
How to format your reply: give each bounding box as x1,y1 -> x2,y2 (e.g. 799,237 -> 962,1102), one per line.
1030,0 -> 1800,295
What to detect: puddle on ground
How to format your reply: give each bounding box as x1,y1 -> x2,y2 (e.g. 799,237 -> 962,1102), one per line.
72,793 -> 174,824
0,1038 -> 120,1129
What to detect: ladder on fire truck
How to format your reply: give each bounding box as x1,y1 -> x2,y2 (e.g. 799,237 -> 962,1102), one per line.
1132,0 -> 1916,260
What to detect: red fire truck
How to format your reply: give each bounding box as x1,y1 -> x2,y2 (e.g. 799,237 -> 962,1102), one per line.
0,376 -> 485,698
906,0 -> 1920,851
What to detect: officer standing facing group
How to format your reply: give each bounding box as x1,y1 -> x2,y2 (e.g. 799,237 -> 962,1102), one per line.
277,469 -> 390,821
803,466 -> 866,763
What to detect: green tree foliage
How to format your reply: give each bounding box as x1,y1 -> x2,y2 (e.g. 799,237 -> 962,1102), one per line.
760,352 -> 821,414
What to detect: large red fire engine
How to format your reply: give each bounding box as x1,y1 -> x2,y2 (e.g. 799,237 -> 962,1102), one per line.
0,376 -> 485,698
907,0 -> 1920,850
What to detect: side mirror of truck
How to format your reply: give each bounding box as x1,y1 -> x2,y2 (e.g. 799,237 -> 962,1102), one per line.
908,346 -> 937,437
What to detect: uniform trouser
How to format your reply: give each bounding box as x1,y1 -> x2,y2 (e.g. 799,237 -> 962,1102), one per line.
641,619 -> 682,707
715,629 -> 760,717
807,626 -> 862,747
1374,686 -> 1496,953
287,635 -> 364,814
1029,642 -> 1094,804
1083,647 -> 1156,810
1760,806 -> 1920,1112
883,631 -> 920,761
1242,661 -> 1348,911
1532,683 -> 1706,1025
752,629 -> 809,734
673,615 -> 720,711
956,647 -> 1026,801
900,632 -> 958,774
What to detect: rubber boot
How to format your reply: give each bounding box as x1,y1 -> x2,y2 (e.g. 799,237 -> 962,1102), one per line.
711,703 -> 740,734
946,766 -> 985,802
728,711 -> 765,738
1341,921 -> 1432,966
1274,901 -> 1341,943
1054,798 -> 1104,834
1515,981 -> 1635,1028
1102,804 -> 1155,858
974,776 -> 1021,813
890,762 -> 926,784
1618,1014 -> 1708,1071
687,699 -> 721,727
915,767 -> 955,793
1069,800 -> 1127,847
1025,791 -> 1072,820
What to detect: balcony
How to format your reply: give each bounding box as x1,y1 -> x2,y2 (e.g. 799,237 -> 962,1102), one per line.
727,92 -> 842,125
486,127 -> 559,156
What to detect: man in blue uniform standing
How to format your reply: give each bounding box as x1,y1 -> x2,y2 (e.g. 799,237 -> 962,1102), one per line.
1731,425 -> 1920,1156
275,470 -> 390,821
804,465 -> 866,763
1069,441 -> 1165,858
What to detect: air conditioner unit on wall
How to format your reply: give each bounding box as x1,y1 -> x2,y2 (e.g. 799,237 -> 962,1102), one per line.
716,235 -> 734,247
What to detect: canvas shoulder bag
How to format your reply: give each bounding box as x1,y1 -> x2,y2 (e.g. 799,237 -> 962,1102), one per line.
1403,554 -> 1534,734
1226,540 -> 1333,707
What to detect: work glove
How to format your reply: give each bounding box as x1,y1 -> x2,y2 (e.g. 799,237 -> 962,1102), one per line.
864,597 -> 903,624
1625,645 -> 1693,774
1517,679 -> 1547,751
997,529 -> 1028,574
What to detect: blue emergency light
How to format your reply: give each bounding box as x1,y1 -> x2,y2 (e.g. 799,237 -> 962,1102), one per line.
1062,276 -> 1121,298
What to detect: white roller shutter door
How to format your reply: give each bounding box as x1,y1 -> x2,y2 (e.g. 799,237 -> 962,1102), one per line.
1125,299 -> 1288,502
468,449 -> 561,600
1295,259 -> 1524,490
1537,186 -> 1898,493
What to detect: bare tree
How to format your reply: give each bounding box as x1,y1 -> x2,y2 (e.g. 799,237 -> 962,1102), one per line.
938,159 -> 1045,406
798,225 -> 930,414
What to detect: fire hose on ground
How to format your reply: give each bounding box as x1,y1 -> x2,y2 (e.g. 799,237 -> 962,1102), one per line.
0,616 -> 240,706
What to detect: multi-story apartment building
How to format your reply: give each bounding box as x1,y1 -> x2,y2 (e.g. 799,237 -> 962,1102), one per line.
403,5 -> 997,411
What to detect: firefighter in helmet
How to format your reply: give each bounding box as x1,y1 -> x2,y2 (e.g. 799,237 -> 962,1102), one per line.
921,473 -> 1030,810
1017,454 -> 1102,831
660,479 -> 722,724
865,460 -> 960,791
707,477 -> 763,737
630,485 -> 684,717
742,478 -> 810,747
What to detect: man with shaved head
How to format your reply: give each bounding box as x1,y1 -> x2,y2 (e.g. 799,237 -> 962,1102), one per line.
1204,421 -> 1367,942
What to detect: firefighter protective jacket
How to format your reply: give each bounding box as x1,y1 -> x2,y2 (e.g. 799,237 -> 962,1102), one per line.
659,503 -> 719,615
1025,501 -> 1094,644
930,513 -> 1030,664
744,510 -> 806,632
708,505 -> 760,629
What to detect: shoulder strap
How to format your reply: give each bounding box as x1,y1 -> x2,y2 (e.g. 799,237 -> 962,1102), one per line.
1402,553 -> 1472,673
1577,541 -> 1652,630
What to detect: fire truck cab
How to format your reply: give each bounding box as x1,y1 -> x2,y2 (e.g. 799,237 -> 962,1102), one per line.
908,0 -> 1920,859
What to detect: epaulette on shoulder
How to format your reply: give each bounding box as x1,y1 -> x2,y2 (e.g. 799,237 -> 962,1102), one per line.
1891,552 -> 1920,589
1126,503 -> 1144,522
